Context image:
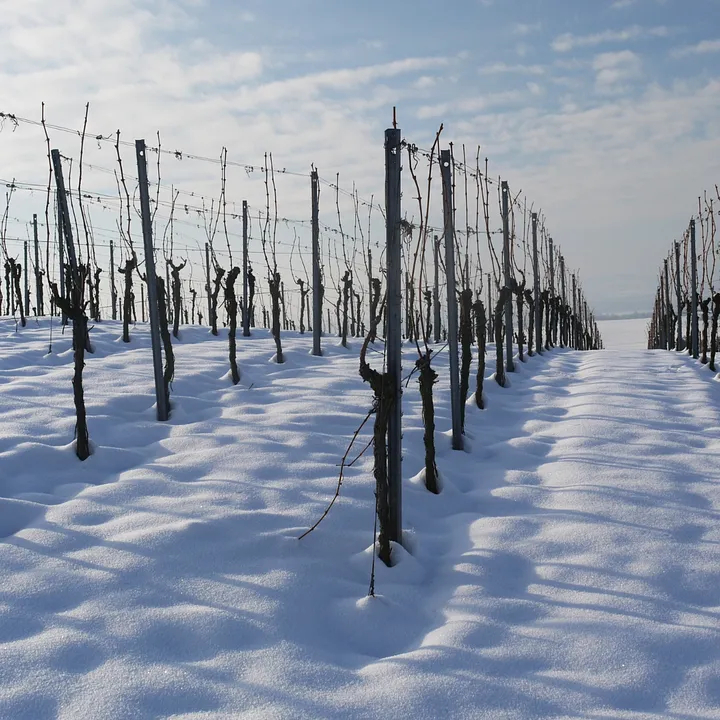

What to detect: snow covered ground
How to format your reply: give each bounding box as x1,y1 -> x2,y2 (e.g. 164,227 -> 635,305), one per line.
597,317 -> 650,350
1,319 -> 719,719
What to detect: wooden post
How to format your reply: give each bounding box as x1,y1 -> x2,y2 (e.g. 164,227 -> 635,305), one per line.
311,170 -> 322,356
501,181 -> 514,372
549,237 -> 556,347
23,240 -> 29,316
663,258 -> 671,350
136,139 -> 169,422
385,127 -> 403,541
33,214 -> 42,316
675,241 -> 682,351
441,149 -> 463,451
559,256 -> 566,347
205,242 -> 212,328
690,218 -> 698,359
532,212 -> 542,354
433,235 -> 441,343
110,239 -> 117,320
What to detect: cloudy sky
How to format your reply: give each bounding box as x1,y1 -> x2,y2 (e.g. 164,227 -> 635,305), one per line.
0,0 -> 718,315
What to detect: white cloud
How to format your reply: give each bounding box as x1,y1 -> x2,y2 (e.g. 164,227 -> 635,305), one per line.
593,50 -> 643,93
552,25 -> 670,52
478,63 -> 544,76
672,39 -> 720,57
513,23 -> 542,36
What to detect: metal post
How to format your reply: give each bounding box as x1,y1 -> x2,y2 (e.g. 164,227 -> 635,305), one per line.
385,127 -> 403,540
33,214 -> 41,315
110,239 -> 117,320
136,139 -> 169,422
433,235 -> 441,343
441,149 -> 463,451
23,240 -> 29,315
675,242 -> 682,351
532,212 -> 541,354
242,200 -> 250,336
549,238 -> 555,346
501,181 -> 514,372
311,170 -> 322,356
690,219 -> 698,358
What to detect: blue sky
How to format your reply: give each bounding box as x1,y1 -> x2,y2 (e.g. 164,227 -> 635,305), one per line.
0,0 -> 718,315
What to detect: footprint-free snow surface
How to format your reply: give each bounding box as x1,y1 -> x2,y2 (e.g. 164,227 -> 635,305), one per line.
1,319 -> 719,719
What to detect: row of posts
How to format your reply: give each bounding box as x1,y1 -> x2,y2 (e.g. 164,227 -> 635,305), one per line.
650,218 -> 699,356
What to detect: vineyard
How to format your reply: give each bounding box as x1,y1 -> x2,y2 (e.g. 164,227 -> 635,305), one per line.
1,109 -> 719,719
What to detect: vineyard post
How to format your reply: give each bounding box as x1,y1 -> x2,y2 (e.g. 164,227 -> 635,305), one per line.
433,235 -> 441,343
367,248 -> 373,336
33,214 -> 41,315
23,240 -> 29,316
664,258 -> 671,350
311,169 -> 322,356
675,241 -> 682,351
57,194 -> 66,324
385,127 -> 403,540
205,242 -> 212,328
486,272 -> 492,340
136,139 -> 169,422
501,181 -> 515,372
441,149 -> 463,451
532,212 -> 542,354
549,237 -> 556,346
110,240 -> 117,320
690,218 -> 698,358
242,200 -> 250,337
572,274 -> 577,349
560,255 -> 566,347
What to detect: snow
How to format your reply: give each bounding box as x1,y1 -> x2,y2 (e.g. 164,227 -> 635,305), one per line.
1,318 -> 719,719
597,317 -> 650,350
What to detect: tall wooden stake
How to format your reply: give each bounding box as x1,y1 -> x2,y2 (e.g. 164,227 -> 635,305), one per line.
311,170 -> 322,356
690,218 -> 698,359
433,235 -> 441,343
501,181 -> 514,372
675,241 -> 682,351
136,139 -> 169,422
532,212 -> 542,354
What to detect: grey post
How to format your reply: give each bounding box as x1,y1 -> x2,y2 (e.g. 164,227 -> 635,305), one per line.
135,139 -> 169,422
33,214 -> 41,315
243,200 -> 251,336
675,241 -> 682,351
311,170 -> 322,355
385,127 -> 403,540
690,218 -> 698,358
58,195 -> 66,323
110,239 -> 117,320
440,149 -> 463,451
532,212 -> 542,354
368,248 -> 373,337
433,235 -> 441,343
549,238 -> 555,346
205,242 -> 212,327
486,272 -> 492,339
51,151 -> 78,278
501,181 -> 514,372
559,256 -> 566,347
23,240 -> 29,315
663,258 -> 671,350
572,274 -> 577,349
